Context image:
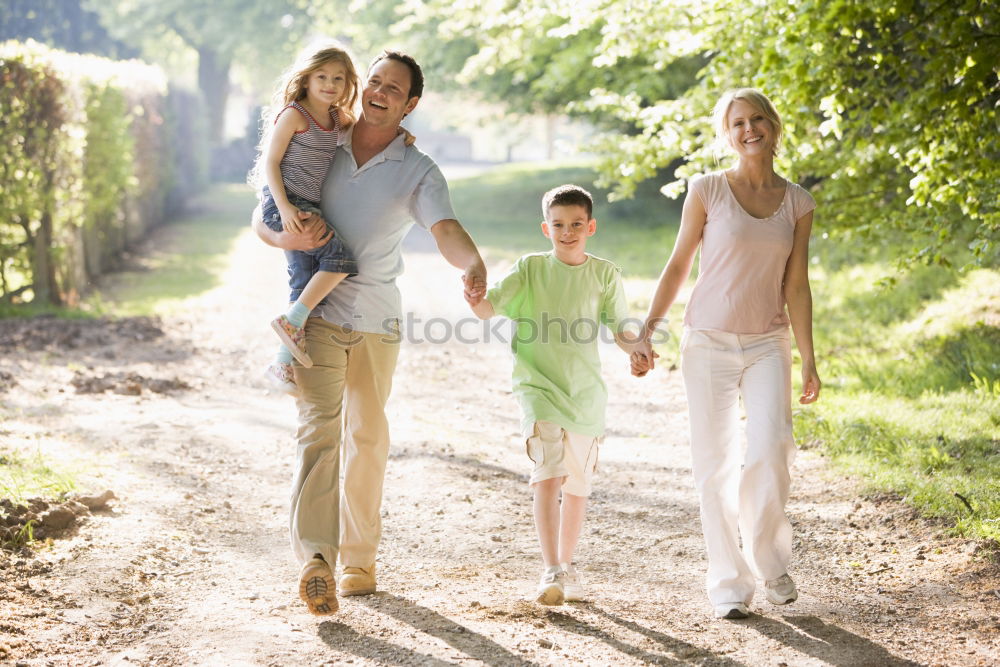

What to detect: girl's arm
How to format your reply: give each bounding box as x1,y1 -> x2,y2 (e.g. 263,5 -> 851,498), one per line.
640,186 -> 708,364
783,210 -> 821,404
264,108 -> 308,233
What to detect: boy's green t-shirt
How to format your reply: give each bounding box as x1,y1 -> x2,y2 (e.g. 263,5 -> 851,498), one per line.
486,251 -> 629,438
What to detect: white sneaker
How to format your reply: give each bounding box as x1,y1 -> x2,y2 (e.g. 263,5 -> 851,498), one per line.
561,563 -> 585,602
714,602 -> 750,619
765,574 -> 798,605
535,565 -> 565,605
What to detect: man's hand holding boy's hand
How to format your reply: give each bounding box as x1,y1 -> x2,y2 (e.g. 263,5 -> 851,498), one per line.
462,262 -> 487,307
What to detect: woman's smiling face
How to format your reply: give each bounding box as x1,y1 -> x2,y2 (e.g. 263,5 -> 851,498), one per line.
726,98 -> 776,157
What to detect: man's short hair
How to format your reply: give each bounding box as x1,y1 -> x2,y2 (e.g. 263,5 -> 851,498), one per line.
542,184 -> 594,219
369,50 -> 424,99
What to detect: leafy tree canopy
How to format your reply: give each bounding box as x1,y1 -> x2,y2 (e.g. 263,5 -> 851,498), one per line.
83,0 -> 316,144
0,0 -> 137,59
346,0 -> 1000,266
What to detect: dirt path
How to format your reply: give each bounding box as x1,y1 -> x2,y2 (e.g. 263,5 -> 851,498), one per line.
1,194 -> 998,666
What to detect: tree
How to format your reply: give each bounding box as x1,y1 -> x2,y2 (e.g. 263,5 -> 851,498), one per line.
0,0 -> 137,59
85,0 -> 314,146
362,0 -> 1000,266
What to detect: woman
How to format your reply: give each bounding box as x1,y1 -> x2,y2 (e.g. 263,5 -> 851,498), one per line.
637,88 -> 821,619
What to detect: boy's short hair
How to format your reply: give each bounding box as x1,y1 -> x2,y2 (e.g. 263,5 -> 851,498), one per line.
542,184 -> 594,219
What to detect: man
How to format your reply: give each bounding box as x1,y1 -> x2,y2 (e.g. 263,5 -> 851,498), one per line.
253,50 -> 486,615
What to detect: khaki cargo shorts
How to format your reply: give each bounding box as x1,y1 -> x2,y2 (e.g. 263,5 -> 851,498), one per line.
526,420 -> 600,497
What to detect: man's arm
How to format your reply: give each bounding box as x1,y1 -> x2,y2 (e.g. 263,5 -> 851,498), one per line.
251,204 -> 333,251
429,218 -> 487,306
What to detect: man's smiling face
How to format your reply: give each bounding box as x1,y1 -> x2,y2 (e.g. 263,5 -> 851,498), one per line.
361,58 -> 419,128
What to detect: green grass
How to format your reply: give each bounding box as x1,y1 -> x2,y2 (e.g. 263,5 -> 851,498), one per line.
87,184 -> 256,317
800,261 -> 1000,544
0,444 -> 80,548
0,184 -> 255,320
0,447 -> 78,506
0,301 -> 98,320
450,161 -> 681,278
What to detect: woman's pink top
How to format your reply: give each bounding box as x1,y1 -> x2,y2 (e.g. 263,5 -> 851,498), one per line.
684,171 -> 816,334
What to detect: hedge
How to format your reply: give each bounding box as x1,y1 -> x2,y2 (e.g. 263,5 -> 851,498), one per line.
0,39 -> 207,306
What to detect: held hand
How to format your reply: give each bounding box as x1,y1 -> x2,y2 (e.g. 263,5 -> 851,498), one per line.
462,262 -> 487,306
630,349 -> 659,377
398,126 -> 417,147
282,212 -> 333,251
281,207 -> 305,234
799,366 -> 821,404
636,340 -> 656,371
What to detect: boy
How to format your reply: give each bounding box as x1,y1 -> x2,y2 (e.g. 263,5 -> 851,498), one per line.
470,184 -> 652,604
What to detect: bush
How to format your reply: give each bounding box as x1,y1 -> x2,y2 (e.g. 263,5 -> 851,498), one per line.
0,39 -> 208,305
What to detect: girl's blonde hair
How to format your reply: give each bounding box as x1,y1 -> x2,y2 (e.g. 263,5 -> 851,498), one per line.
712,88 -> 783,158
248,41 -> 359,189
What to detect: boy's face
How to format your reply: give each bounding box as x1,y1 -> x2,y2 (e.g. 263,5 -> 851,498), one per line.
542,204 -> 597,260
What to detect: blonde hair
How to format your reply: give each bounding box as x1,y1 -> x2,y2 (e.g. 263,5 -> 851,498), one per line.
712,88 -> 783,157
248,41 -> 359,189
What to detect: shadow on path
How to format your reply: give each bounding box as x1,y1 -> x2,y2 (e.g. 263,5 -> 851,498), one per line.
358,593 -> 538,667
554,606 -> 747,666
749,614 -> 918,667
318,620 -> 454,666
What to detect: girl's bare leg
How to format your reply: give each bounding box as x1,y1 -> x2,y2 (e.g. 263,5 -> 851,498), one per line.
297,271 -> 348,310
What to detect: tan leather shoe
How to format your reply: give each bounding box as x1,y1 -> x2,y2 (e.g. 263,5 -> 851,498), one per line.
299,557 -> 338,615
339,564 -> 376,596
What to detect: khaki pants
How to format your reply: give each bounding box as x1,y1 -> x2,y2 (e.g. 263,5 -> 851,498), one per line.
289,318 -> 400,569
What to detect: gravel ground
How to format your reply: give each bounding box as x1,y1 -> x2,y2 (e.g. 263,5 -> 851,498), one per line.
0,207 -> 998,666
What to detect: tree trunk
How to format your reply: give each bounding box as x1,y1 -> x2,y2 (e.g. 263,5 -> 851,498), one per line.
545,114 -> 556,161
197,47 -> 231,146
33,208 -> 61,306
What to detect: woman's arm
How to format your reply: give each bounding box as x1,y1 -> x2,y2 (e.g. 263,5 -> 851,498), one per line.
641,186 -> 708,356
783,210 -> 821,404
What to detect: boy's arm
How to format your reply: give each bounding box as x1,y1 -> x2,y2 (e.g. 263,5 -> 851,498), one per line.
612,330 -> 641,355
471,298 -> 495,320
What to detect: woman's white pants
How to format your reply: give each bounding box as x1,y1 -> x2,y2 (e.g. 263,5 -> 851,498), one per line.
680,328 -> 795,606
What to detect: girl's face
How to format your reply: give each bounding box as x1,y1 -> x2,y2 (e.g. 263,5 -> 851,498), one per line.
726,98 -> 774,157
305,61 -> 349,107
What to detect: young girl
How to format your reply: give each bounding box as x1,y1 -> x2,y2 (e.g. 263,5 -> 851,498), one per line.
635,88 -> 820,619
249,42 -> 359,395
